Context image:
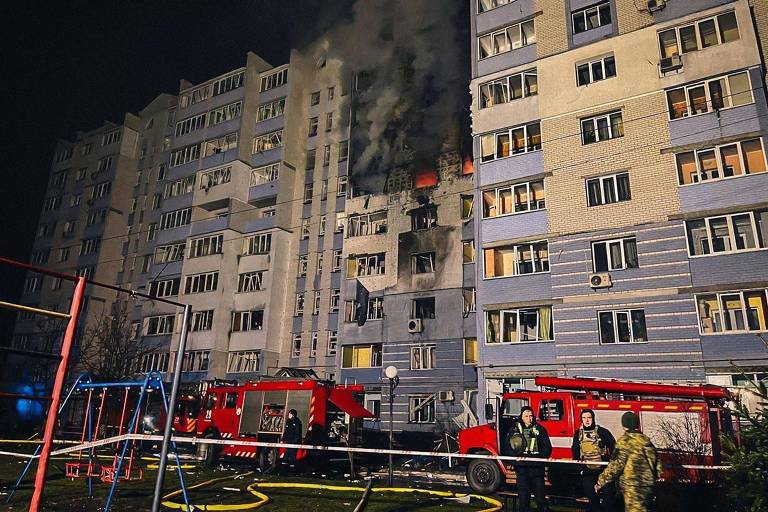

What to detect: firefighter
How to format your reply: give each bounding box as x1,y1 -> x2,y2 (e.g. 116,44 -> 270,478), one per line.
595,412 -> 662,512
506,406 -> 552,512
571,408 -> 616,512
282,408 -> 303,470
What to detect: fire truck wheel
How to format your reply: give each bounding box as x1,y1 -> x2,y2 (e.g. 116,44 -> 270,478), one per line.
258,447 -> 278,474
201,433 -> 220,468
466,458 -> 502,495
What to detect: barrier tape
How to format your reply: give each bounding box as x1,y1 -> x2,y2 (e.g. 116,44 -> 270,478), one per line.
0,433 -> 732,471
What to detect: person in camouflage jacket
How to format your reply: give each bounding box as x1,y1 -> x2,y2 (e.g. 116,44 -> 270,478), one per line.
595,412 -> 663,512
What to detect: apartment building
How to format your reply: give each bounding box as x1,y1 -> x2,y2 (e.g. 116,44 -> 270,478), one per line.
470,0 -> 768,407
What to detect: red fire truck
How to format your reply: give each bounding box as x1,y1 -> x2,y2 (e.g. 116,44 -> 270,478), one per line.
458,376 -> 735,494
171,377 -> 375,471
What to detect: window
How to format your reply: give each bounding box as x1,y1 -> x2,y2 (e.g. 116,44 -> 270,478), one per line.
346,253 -> 386,277
181,350 -> 210,372
348,211 -> 387,237
175,112 -> 207,137
335,212 -> 346,233
80,237 -> 101,255
250,162 -> 280,185
676,138 -> 766,185
481,180 -> 545,218
478,19 -> 535,59
227,351 -> 260,373
412,252 -> 436,274
572,1 -> 612,34
304,183 -> 314,203
310,332 -> 318,357
298,255 -> 308,277
232,310 -> 264,332
55,146 -> 74,162
292,334 -> 302,357
301,219 -> 311,240
337,176 -> 349,195
408,395 -> 436,423
31,250 -> 50,264
310,91 -> 320,105
332,250 -> 342,272
145,314 -> 175,336
411,297 -> 436,319
581,111 -> 623,144
592,237 -> 639,271
598,309 -> 648,343
154,242 -> 185,263
330,289 -> 341,313
341,344 -> 383,368
464,337 -> 478,364
252,130 -> 283,153
485,306 -> 554,343
480,122 -> 541,162
160,208 -> 191,230
212,71 -> 244,96
209,100 -> 242,126
203,133 -> 238,157
52,170 -> 68,189
339,140 -> 349,161
696,289 -> 768,334
147,223 -> 157,241
364,393 -> 381,418
242,233 -> 272,255
170,143 -> 201,167
308,117 -> 319,137
345,297 -> 385,322
24,277 -> 43,293
257,98 -> 285,122
200,166 -> 232,190
191,310 -> 214,332
101,129 -> 122,146
483,241 -> 549,278
463,288 -> 477,314
189,234 -> 223,258
463,241 -> 476,264
317,252 -> 324,272
237,271 -> 265,292
306,149 -> 316,170
667,72 -> 752,120
92,181 -> 112,199
461,195 -> 475,221
42,196 -> 61,212
586,172 -> 630,206
149,278 -> 180,298
659,11 -> 740,59
37,222 -> 56,238
137,352 -> 170,373
577,55 -> 616,86
62,220 -> 77,237
260,68 -> 288,91
323,145 -> 331,167
686,209 -> 767,256
85,209 -> 106,226
325,113 -> 333,132
184,271 -> 219,294
477,0 -> 511,13
327,331 -> 338,355
164,176 -> 195,198
328,87 -> 335,101
539,400 -> 565,421
410,206 -> 438,231
312,290 -> 321,315
76,168 -> 87,181
479,70 -> 537,109
411,345 -> 436,370
295,293 -> 305,315
57,247 -> 70,263
321,180 -> 329,201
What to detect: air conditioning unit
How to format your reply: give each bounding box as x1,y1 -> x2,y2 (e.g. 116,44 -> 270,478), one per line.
407,318 -> 423,333
659,54 -> 683,73
438,390 -> 455,402
589,273 -> 613,289
647,0 -> 666,12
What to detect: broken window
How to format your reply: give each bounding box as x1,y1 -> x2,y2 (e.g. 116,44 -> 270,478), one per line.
412,252 -> 436,274
410,206 -> 438,231
461,195 -> 474,220
346,253 -> 386,277
483,241 -> 549,278
408,395 -> 436,423
411,297 -> 436,319
410,345 -> 436,370
348,211 -> 388,237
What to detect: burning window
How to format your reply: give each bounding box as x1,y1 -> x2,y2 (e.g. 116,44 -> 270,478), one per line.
410,205 -> 438,231
411,297 -> 436,319
414,169 -> 438,189
411,252 -> 436,274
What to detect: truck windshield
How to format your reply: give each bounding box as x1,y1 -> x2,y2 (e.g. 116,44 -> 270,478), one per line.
502,398 -> 529,417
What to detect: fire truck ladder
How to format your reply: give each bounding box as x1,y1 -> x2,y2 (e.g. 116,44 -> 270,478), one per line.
535,376 -> 730,400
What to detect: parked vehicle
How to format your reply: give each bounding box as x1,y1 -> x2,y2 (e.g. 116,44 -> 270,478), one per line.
458,376 -> 735,494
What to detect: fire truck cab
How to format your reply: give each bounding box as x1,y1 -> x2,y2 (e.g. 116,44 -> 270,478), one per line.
458,376 -> 734,494
178,378 -> 374,471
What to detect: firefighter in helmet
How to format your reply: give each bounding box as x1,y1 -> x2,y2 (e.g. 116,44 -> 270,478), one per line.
596,412 -> 662,512
571,408 -> 616,512
505,406 -> 552,512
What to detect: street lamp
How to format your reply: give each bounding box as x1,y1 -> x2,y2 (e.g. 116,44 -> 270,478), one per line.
384,365 -> 399,486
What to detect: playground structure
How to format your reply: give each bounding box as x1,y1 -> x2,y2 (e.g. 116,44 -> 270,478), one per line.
0,256 -> 193,511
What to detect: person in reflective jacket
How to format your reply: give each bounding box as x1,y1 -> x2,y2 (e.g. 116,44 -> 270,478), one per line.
571,408 -> 616,512
505,406 -> 552,512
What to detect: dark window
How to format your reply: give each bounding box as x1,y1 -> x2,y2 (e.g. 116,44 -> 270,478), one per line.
412,298 -> 436,319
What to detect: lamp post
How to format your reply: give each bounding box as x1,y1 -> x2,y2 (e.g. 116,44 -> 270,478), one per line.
384,365 -> 399,486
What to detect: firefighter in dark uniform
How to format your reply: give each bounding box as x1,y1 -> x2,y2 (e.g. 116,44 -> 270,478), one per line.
282,408 -> 303,469
571,408 -> 617,512
596,412 -> 662,512
506,406 -> 552,512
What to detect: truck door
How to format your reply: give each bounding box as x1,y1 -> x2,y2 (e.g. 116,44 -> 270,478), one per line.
536,395 -> 572,456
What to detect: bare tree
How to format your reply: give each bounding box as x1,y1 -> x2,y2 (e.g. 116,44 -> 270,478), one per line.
657,413 -> 710,485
